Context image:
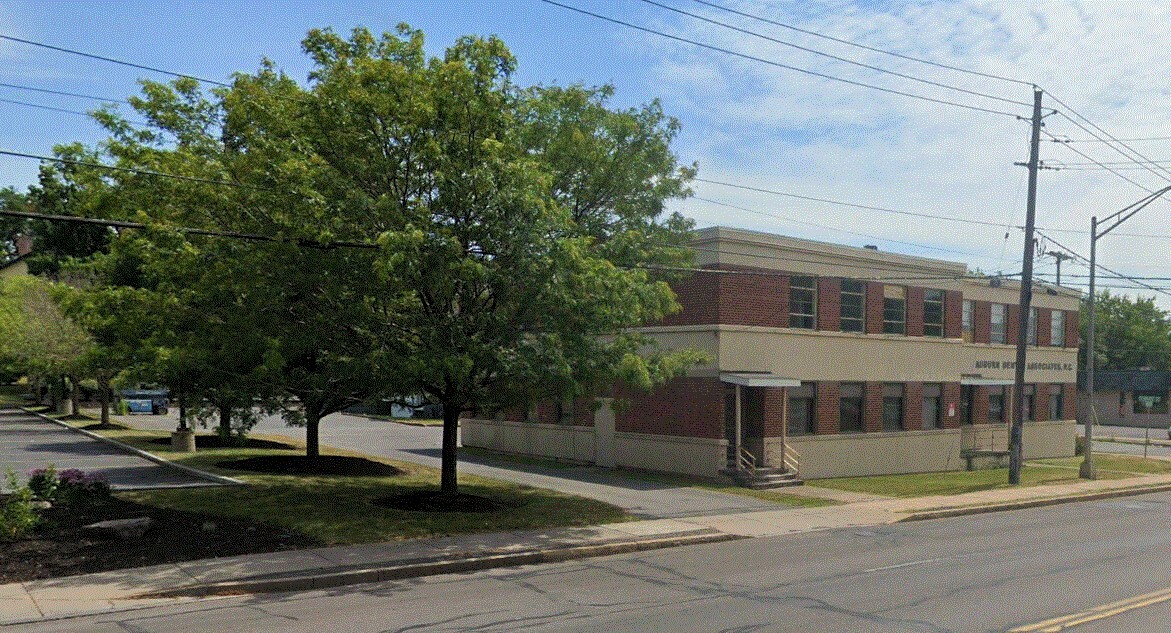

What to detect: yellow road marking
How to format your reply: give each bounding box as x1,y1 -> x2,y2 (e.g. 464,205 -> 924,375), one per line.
1010,586 -> 1171,632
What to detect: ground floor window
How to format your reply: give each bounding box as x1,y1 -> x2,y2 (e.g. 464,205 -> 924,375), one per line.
923,383 -> 942,429
988,386 -> 1005,422
1022,384 -> 1035,421
961,385 -> 973,425
882,383 -> 904,431
840,383 -> 864,433
788,384 -> 815,435
1049,389 -> 1064,421
1134,391 -> 1169,414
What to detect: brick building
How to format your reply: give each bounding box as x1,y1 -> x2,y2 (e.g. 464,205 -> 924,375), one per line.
462,227 -> 1081,481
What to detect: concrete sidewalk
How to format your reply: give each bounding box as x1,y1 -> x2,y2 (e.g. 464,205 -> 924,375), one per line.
6,470 -> 1171,626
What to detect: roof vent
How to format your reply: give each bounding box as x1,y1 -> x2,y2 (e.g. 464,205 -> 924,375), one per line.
863,244 -> 878,250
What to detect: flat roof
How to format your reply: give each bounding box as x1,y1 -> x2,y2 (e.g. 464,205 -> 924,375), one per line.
720,372 -> 801,388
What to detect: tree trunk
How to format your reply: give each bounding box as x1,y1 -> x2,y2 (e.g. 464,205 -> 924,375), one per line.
99,378 -> 110,426
68,374 -> 80,416
306,412 -> 320,459
219,403 -> 233,438
440,404 -> 460,495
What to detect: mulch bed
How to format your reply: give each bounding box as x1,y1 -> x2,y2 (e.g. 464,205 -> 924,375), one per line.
373,491 -> 515,513
217,455 -> 401,476
0,496 -> 318,583
80,422 -> 131,431
148,435 -> 297,450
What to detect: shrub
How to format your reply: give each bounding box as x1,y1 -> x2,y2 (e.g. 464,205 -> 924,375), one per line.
26,465 -> 58,501
115,399 -> 129,415
1,471 -> 40,541
1075,435 -> 1086,456
56,469 -> 111,506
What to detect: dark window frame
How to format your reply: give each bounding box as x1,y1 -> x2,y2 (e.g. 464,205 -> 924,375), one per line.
882,383 -> 904,431
840,279 -> 865,333
839,383 -> 864,433
789,276 -> 817,329
923,289 -> 944,337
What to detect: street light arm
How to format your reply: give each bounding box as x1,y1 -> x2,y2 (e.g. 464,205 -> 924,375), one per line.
1098,184 -> 1171,237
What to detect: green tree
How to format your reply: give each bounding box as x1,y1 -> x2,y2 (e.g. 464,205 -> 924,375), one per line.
1081,291 -> 1171,371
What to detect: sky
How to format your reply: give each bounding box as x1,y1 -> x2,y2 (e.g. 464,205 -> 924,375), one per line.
2,0 -> 1170,305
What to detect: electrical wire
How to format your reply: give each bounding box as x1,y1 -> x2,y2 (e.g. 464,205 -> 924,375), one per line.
538,0 -> 1024,118
1034,229 -> 1171,300
690,0 -> 1033,87
0,82 -> 126,103
1042,88 -> 1171,184
0,149 -> 268,192
638,0 -> 1032,109
0,34 -> 231,88
0,97 -> 148,127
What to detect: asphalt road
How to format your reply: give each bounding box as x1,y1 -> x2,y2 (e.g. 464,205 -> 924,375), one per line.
0,410 -> 212,491
108,410 -> 783,519
20,490 -> 1171,632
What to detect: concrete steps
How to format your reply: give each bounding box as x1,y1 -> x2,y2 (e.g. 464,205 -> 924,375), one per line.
727,466 -> 804,489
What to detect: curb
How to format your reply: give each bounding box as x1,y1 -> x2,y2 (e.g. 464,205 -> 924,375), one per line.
1100,436 -> 1171,448
899,481 -> 1171,522
139,531 -> 742,599
20,408 -> 246,487
349,413 -> 445,428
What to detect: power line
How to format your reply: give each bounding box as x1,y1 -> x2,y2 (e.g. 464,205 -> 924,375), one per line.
1042,88 -> 1171,184
692,195 -> 982,257
1049,135 -> 1171,144
638,0 -> 1032,109
0,96 -> 149,127
690,0 -> 1033,87
538,0 -> 1024,118
1035,229 -> 1171,300
1042,128 -> 1156,193
0,149 -> 268,192
0,34 -> 231,88
0,82 -> 126,103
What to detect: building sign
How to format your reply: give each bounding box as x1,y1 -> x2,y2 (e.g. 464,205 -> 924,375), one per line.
974,360 -> 1074,371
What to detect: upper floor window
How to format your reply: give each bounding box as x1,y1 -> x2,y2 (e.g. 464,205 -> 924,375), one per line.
1027,307 -> 1038,346
1051,310 -> 1066,346
923,289 -> 944,337
883,286 -> 906,335
840,279 -> 865,333
990,303 -> 1007,344
789,276 -> 816,329
962,299 -> 973,342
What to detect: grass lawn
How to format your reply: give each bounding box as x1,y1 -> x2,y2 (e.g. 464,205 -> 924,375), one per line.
354,413 -> 444,427
0,384 -> 31,406
66,426 -> 631,545
811,456 -> 1171,498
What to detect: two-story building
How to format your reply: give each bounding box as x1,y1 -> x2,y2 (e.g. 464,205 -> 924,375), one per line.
461,226 -> 1081,482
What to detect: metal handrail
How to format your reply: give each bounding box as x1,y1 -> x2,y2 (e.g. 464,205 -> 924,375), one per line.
738,447 -> 756,475
783,444 -> 800,476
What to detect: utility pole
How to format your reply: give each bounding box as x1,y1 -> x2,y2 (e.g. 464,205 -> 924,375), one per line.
1045,251 -> 1073,285
1009,87 -> 1044,485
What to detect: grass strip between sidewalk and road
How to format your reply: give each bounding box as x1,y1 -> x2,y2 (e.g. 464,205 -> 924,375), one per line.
812,455 -> 1171,498
57,422 -> 632,545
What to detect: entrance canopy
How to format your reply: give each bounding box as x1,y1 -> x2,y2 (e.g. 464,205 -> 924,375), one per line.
960,376 -> 1016,386
720,372 -> 801,388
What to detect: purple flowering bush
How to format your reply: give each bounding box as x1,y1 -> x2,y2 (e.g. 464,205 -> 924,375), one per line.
23,466 -> 110,506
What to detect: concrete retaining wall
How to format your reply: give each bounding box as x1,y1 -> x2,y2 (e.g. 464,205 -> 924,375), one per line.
784,430 -> 965,479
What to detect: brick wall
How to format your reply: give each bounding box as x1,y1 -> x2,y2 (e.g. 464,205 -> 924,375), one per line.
1034,383 -> 1050,421
1065,310 -> 1080,349
817,277 -> 841,331
761,387 -> 785,437
717,267 -> 788,328
1037,308 -> 1052,347
1062,383 -> 1078,419
573,398 -> 595,426
865,282 -> 885,334
904,382 -> 924,430
973,301 -> 991,343
615,377 -> 725,439
863,382 -> 883,432
944,291 -> 963,339
905,287 -> 925,337
1006,304 -> 1020,345
815,381 -> 840,434
661,269 -> 720,327
973,385 -> 990,423
942,382 -> 961,429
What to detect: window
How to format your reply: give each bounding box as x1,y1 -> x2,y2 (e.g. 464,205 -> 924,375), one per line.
883,286 -> 906,334
1027,307 -> 1038,346
789,276 -> 816,329
840,280 -> 866,333
961,385 -> 974,425
882,384 -> 904,431
962,299 -> 973,342
1023,384 -> 1035,421
788,384 -> 815,436
923,289 -> 944,337
1051,310 -> 1066,346
1134,391 -> 1169,414
988,386 -> 1005,422
990,303 -> 1007,344
923,383 -> 942,429
840,383 -> 864,433
1049,388 -> 1064,421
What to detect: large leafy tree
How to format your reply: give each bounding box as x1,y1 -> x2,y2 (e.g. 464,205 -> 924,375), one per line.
55,25 -> 699,493
1082,291 -> 1171,371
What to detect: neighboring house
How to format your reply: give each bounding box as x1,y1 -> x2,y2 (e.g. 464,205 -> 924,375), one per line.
1078,370 -> 1171,428
462,226 -> 1081,482
0,235 -> 32,280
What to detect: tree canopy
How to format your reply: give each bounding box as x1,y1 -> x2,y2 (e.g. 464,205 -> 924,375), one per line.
1082,291 -> 1171,371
